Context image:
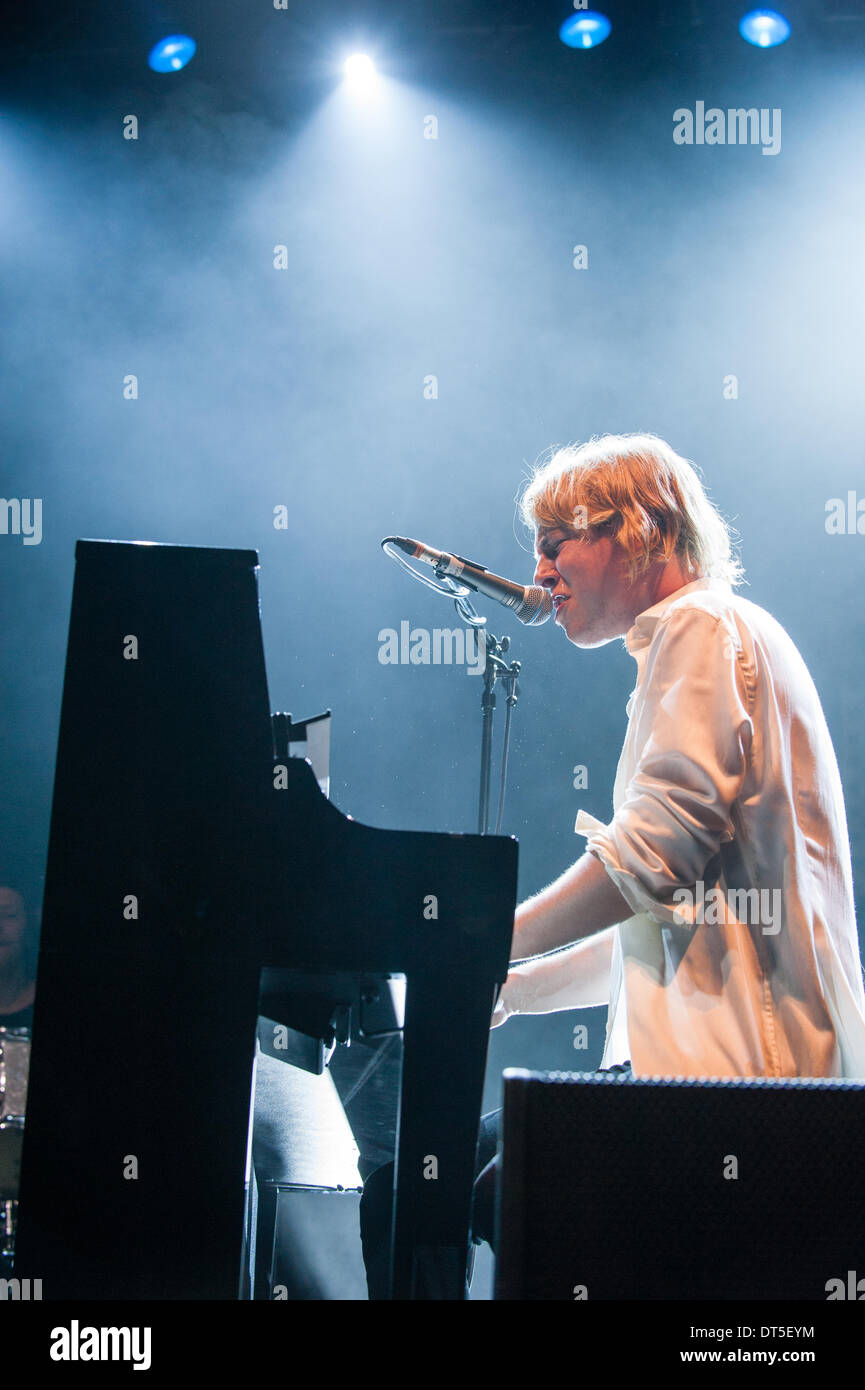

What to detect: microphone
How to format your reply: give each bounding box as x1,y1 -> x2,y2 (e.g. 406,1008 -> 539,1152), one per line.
389,537 -> 553,626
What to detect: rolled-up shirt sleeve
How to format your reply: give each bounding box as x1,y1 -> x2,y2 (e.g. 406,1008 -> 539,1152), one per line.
576,605 -> 754,927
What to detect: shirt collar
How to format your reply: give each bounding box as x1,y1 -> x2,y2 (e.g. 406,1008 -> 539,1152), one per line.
624,577 -> 720,660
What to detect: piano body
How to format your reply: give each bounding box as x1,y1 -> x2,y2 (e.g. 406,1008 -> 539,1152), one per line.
13,540 -> 517,1300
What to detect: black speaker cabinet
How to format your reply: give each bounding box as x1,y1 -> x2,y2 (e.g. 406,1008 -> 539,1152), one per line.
494,1069 -> 865,1301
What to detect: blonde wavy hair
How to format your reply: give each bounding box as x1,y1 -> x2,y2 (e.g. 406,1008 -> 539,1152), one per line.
518,432 -> 744,587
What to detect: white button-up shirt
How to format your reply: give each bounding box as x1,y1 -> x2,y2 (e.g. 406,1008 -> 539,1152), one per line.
510,577 -> 865,1079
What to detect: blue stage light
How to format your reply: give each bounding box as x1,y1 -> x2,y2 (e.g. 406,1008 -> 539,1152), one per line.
739,10 -> 791,47
148,35 -> 197,73
558,11 -> 612,50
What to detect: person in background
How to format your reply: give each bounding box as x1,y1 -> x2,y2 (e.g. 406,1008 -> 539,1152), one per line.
0,879 -> 38,1028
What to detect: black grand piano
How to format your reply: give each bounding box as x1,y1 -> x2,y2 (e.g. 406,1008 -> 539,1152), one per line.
14,540 -> 518,1300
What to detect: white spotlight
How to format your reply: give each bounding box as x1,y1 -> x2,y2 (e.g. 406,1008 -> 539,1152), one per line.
344,53 -> 376,86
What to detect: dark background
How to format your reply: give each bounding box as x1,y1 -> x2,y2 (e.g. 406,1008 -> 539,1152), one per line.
0,0 -> 862,1099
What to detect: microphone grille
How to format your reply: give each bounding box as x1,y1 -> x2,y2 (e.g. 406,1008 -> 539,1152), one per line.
515,586 -> 554,626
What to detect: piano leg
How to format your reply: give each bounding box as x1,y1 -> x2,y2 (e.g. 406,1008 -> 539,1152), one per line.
391,969 -> 499,1300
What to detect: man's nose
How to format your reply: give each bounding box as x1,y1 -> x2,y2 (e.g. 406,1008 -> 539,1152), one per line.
533,554 -> 556,588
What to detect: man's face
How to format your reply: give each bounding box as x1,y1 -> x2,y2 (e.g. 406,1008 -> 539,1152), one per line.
532,524 -> 645,648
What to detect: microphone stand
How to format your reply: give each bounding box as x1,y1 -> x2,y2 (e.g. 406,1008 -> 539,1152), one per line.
381,538 -> 522,835
478,629 -> 520,835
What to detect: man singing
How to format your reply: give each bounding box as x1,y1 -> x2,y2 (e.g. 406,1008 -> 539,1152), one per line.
492,432 -> 865,1080
362,432 -> 865,1295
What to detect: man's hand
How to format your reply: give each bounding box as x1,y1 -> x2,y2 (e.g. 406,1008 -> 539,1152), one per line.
490,928 -> 617,1026
490,977 -> 515,1029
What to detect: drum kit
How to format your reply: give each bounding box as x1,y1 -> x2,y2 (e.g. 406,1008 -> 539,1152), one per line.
0,1025 -> 30,1274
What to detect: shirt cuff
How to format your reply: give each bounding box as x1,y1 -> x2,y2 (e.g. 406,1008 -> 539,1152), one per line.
574,808 -> 694,927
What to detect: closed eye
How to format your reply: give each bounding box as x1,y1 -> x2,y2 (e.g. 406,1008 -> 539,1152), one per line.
536,539 -> 562,561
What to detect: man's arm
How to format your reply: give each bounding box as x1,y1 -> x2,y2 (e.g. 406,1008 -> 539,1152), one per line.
490,924 -> 615,1027
511,849 -> 633,960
